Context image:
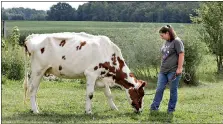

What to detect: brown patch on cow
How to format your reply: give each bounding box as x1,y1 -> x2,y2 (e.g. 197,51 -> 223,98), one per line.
106,73 -> 114,77
109,66 -> 116,73
117,57 -> 125,69
96,54 -> 146,111
99,62 -> 109,70
117,79 -> 134,89
97,56 -> 134,89
101,71 -> 106,75
94,66 -> 98,70
59,40 -> 66,47
114,57 -> 134,88
76,46 -> 79,50
79,41 -> 86,50
76,41 -> 87,51
99,62 -> 116,73
98,63 -> 102,68
62,55 -> 66,60
129,73 -> 137,83
128,88 -> 141,111
128,81 -> 146,111
115,57 -> 128,83
59,65 -> 62,71
129,73 -> 134,77
115,70 -> 127,82
41,47 -> 45,54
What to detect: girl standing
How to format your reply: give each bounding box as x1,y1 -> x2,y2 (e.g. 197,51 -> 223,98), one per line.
150,25 -> 184,113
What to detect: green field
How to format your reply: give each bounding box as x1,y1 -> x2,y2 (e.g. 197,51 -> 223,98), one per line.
2,21 -> 222,123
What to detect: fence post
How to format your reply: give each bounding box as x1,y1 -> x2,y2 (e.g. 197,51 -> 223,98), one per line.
2,20 -> 6,38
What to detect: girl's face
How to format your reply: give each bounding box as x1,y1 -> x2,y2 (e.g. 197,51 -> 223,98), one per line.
160,32 -> 170,41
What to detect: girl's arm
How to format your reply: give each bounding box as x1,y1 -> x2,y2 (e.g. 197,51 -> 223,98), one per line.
176,52 -> 184,75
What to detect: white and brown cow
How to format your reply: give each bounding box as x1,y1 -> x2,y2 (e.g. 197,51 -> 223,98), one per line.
23,32 -> 147,114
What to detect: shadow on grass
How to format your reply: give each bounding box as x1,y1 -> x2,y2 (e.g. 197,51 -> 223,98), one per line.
2,112 -> 106,123
2,109 -> 139,123
2,109 -> 173,123
144,111 -> 174,123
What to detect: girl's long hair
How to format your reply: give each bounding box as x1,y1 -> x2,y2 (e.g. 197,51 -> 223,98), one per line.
159,25 -> 177,41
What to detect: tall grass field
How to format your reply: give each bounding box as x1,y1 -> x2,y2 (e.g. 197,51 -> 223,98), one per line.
2,21 -> 222,123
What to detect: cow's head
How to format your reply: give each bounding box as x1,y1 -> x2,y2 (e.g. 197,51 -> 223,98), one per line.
128,80 -> 146,113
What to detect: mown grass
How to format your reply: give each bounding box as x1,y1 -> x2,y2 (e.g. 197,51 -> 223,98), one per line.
2,79 -> 223,123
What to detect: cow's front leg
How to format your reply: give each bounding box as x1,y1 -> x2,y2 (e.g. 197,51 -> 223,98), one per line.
85,75 -> 97,114
104,84 -> 118,110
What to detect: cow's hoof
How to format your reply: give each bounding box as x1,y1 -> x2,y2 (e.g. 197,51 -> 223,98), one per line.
33,110 -> 39,114
85,110 -> 92,115
30,109 -> 39,114
29,109 -> 33,113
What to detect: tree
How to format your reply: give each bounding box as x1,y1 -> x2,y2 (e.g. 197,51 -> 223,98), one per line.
10,14 -> 24,20
47,2 -> 75,21
2,8 -> 8,20
30,13 -> 46,20
191,2 -> 223,73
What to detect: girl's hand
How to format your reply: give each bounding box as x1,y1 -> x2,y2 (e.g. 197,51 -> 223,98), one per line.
176,67 -> 183,75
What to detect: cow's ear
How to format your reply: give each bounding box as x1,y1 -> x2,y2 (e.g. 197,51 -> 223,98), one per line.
138,81 -> 146,89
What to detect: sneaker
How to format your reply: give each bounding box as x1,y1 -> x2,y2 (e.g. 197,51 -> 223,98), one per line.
150,108 -> 159,111
167,110 -> 174,114
149,109 -> 159,115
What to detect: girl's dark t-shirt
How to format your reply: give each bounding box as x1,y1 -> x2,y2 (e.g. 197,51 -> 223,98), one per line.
160,37 -> 184,73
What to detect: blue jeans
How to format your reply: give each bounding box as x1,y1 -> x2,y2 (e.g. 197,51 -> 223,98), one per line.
150,72 -> 181,112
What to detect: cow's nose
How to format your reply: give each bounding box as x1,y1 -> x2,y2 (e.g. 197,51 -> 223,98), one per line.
139,108 -> 143,112
134,109 -> 142,114
134,110 -> 141,114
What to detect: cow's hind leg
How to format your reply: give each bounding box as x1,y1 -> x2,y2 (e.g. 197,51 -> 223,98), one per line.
28,67 -> 48,113
84,73 -> 97,114
104,84 -> 118,110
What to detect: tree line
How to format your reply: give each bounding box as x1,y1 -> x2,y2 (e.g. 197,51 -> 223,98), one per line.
2,2 -> 200,22
2,7 -> 47,20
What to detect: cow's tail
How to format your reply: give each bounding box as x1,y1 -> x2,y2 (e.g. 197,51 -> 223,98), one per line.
23,44 -> 29,104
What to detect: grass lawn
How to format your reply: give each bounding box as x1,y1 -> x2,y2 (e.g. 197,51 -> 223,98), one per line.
2,79 -> 223,123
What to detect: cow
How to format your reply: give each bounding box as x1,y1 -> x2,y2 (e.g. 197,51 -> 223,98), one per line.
23,32 -> 147,114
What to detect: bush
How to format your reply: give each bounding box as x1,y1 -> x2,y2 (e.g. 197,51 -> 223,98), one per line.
2,26 -> 24,80
2,38 -> 6,48
19,34 -> 27,46
181,25 -> 208,85
7,55 -> 24,80
2,44 -> 24,80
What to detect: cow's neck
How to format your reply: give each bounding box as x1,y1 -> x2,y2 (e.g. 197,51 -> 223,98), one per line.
114,62 -> 136,89
98,55 -> 137,89
115,78 -> 134,89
